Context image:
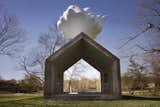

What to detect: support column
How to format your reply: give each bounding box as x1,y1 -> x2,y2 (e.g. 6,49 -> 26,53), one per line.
101,70 -> 113,94
44,61 -> 57,98
111,59 -> 121,97
55,71 -> 63,94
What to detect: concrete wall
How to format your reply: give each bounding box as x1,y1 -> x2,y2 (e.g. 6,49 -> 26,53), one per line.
44,33 -> 121,99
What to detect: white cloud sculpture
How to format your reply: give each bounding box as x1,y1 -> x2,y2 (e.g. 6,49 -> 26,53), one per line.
57,5 -> 106,39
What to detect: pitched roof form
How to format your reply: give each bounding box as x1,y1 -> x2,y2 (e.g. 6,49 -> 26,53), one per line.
44,33 -> 121,99
47,32 -> 119,72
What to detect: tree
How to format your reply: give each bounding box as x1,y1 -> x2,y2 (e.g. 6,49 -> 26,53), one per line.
143,53 -> 160,95
64,60 -> 86,93
19,24 -> 88,90
136,0 -> 160,95
78,78 -> 101,92
128,55 -> 147,90
150,57 -> 160,95
19,25 -> 65,82
119,0 -> 160,95
137,0 -> 160,53
123,55 -> 147,94
64,77 -> 101,93
120,0 -> 160,53
0,5 -> 25,56
121,72 -> 134,94
19,74 -> 43,93
0,79 -> 19,93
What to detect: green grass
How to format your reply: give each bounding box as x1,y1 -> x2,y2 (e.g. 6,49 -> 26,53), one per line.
0,94 -> 160,107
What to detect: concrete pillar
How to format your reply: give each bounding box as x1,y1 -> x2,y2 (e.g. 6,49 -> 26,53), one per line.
44,61 -> 56,97
101,68 -> 113,95
55,71 -> 63,94
111,59 -> 121,97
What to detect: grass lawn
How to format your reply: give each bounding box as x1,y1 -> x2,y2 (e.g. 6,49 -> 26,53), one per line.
0,94 -> 160,107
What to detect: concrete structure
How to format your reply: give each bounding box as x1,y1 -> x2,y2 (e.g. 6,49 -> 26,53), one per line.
44,33 -> 121,99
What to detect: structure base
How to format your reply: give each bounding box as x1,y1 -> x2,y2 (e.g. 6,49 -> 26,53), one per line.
45,93 -> 121,100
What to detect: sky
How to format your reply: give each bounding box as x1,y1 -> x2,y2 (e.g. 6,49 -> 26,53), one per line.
0,0 -> 141,80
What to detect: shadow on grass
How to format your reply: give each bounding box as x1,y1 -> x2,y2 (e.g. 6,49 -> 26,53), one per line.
9,95 -> 159,101
122,95 -> 160,101
0,96 -> 42,103
0,95 -> 160,103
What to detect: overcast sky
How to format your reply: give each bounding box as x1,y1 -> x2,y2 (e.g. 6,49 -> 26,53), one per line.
0,0 -> 145,80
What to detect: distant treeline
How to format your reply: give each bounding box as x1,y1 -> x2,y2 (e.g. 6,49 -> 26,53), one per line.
0,75 -> 43,93
64,78 -> 101,93
0,76 -> 101,93
121,55 -> 160,96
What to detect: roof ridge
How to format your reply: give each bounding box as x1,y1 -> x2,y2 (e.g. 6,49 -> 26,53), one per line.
47,32 -> 85,61
82,35 -> 119,60
47,32 -> 119,62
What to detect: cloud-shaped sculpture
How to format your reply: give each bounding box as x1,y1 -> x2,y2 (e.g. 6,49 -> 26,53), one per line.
57,5 -> 106,39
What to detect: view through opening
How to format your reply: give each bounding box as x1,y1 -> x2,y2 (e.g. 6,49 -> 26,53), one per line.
64,59 -> 101,94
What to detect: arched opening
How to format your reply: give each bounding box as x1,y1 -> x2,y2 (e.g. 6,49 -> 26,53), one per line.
63,59 -> 101,94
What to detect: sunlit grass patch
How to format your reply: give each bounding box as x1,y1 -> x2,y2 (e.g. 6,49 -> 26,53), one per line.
0,94 -> 160,107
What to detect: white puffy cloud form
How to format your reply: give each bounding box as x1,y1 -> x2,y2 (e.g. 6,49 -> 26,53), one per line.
57,5 -> 106,39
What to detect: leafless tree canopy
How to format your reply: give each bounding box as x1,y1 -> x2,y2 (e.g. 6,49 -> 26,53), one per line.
0,6 -> 24,56
120,0 -> 160,94
38,26 -> 65,55
119,0 -> 160,53
19,26 -> 65,82
64,60 -> 87,92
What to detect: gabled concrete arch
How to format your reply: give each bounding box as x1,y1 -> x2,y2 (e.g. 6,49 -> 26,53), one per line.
44,33 -> 121,99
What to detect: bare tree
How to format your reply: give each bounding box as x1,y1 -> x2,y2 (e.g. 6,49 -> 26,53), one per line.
64,61 -> 84,93
119,0 -> 160,54
38,26 -> 65,55
19,56 -> 44,82
143,53 -> 160,95
119,1 -> 160,95
19,25 -> 65,82
0,5 -> 24,56
19,25 -> 88,87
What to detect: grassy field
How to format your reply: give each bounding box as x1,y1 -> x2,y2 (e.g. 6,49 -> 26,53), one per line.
0,94 -> 160,107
